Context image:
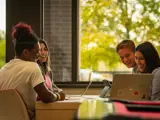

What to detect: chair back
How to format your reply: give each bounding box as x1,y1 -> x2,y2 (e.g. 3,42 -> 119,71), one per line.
0,89 -> 30,120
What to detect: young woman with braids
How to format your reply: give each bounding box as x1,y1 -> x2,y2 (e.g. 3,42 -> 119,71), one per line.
0,22 -> 65,119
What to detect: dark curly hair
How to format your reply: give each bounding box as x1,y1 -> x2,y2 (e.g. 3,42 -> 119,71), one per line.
12,22 -> 39,55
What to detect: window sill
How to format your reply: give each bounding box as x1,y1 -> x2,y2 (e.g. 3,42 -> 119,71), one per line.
55,82 -> 104,88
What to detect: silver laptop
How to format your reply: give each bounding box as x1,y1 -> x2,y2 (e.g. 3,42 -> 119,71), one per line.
99,80 -> 112,98
66,79 -> 107,99
66,81 -> 99,100
110,74 -> 153,101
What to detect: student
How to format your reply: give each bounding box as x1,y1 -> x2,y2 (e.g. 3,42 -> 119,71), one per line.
37,39 -> 63,92
116,40 -> 137,73
135,41 -> 160,100
0,22 -> 65,119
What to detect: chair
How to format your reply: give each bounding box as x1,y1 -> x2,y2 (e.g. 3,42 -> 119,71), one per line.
0,89 -> 30,120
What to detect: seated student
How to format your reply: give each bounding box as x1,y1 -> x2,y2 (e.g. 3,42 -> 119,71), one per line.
116,40 -> 137,73
0,22 -> 65,120
37,39 -> 63,92
135,41 -> 160,100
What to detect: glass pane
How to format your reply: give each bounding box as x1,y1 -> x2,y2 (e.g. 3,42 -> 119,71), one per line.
43,0 -> 72,82
79,0 -> 160,81
0,0 -> 6,68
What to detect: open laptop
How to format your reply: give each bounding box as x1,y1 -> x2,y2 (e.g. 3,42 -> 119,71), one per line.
110,74 -> 153,101
66,80 -> 108,100
65,81 -> 98,100
99,80 -> 112,98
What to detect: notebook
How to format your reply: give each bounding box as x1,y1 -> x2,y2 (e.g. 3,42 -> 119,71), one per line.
110,74 -> 153,101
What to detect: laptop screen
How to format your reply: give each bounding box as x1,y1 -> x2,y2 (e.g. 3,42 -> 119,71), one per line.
110,74 -> 153,101
81,81 -> 92,96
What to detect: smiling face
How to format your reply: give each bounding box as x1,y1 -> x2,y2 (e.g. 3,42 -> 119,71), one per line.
39,42 -> 49,63
135,51 -> 146,73
118,47 -> 136,68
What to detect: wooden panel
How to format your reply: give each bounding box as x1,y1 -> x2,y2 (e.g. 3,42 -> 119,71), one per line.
36,100 -> 81,120
36,101 -> 81,110
6,0 -> 42,62
36,110 -> 77,120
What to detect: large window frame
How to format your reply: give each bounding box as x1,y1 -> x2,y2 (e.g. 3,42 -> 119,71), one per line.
69,0 -> 160,87
6,0 -> 160,88
54,0 -> 104,88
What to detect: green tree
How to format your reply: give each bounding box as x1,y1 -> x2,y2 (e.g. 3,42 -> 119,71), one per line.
80,0 -> 160,71
0,30 -> 6,68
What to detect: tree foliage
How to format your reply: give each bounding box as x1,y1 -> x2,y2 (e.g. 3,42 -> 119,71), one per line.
0,30 -> 5,68
80,0 -> 160,71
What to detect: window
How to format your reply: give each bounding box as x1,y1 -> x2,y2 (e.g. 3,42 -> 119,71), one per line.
44,0 -> 72,82
0,0 -> 6,68
44,0 -> 160,83
79,0 -> 160,81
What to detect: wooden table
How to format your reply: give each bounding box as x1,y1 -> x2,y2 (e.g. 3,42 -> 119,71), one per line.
36,98 -> 82,120
36,95 -> 102,120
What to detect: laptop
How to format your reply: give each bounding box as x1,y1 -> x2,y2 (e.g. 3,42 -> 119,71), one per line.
66,81 -> 96,100
99,79 -> 112,98
67,71 -> 110,99
110,74 -> 153,101
66,80 -> 106,100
